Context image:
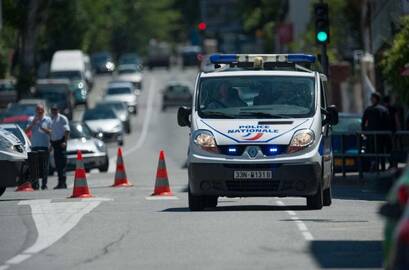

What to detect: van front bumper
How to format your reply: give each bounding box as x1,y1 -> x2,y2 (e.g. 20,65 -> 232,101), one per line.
188,162 -> 321,197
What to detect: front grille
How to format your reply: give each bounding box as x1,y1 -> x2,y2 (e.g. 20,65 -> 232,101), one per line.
226,180 -> 280,192
67,150 -> 94,155
218,145 -> 288,156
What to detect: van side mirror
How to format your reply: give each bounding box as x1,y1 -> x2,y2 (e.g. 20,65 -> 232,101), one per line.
177,106 -> 191,127
322,105 -> 338,126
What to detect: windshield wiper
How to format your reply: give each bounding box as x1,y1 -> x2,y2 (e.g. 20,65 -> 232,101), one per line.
238,112 -> 286,118
202,111 -> 235,119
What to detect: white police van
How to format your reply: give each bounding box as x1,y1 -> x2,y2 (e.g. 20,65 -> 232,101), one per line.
178,54 -> 338,211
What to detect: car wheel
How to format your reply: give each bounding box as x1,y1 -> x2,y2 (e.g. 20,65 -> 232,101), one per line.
162,105 -> 166,111
323,186 -> 332,206
125,123 -> 131,134
188,186 -> 205,211
307,183 -> 323,210
205,196 -> 218,208
118,139 -> 124,146
0,187 -> 6,197
99,157 -> 109,172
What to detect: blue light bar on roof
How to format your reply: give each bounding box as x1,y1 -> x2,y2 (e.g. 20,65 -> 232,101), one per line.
209,53 -> 316,65
209,54 -> 237,64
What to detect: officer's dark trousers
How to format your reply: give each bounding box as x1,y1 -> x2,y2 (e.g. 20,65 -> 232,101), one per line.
31,147 -> 49,187
51,139 -> 67,185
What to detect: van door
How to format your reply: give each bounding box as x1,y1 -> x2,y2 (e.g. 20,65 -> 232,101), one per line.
321,79 -> 332,188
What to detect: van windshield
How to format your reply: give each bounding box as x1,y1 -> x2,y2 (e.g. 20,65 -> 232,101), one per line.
198,76 -> 315,119
50,71 -> 82,81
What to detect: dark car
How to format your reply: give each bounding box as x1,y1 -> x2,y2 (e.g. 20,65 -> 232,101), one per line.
118,53 -> 143,68
95,101 -> 131,134
331,113 -> 362,173
35,83 -> 74,120
162,82 -> 192,111
91,52 -> 115,73
181,46 -> 202,68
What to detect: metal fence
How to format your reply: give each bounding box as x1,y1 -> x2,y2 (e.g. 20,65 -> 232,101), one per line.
333,131 -> 409,179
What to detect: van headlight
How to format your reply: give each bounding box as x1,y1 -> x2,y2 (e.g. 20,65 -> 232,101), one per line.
288,129 -> 315,153
193,131 -> 219,153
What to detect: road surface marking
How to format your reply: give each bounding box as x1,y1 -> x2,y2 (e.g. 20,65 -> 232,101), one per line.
276,200 -> 314,241
145,196 -> 179,200
0,198 -> 110,269
108,75 -> 157,172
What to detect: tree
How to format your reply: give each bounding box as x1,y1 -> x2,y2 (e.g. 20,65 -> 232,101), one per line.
381,16 -> 409,104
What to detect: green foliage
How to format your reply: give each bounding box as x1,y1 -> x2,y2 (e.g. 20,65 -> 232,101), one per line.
381,16 -> 409,104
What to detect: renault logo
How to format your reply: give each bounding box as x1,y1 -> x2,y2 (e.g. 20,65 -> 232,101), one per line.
247,146 -> 259,158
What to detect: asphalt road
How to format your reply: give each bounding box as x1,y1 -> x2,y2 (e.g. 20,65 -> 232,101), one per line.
0,68 -> 385,270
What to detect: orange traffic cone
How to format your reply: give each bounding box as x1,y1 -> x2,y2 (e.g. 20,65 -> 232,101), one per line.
112,147 -> 132,187
151,150 -> 173,196
16,182 -> 34,192
71,150 -> 93,198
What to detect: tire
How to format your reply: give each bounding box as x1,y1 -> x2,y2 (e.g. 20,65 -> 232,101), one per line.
125,123 -> 131,134
307,183 -> 323,210
188,186 -> 206,211
0,187 -> 6,197
205,196 -> 218,208
99,157 -> 109,172
323,186 -> 332,206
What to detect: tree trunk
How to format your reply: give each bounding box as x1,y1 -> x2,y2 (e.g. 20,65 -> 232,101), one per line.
17,0 -> 46,100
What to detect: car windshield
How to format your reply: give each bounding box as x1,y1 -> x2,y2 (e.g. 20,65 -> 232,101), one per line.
0,82 -> 15,92
118,68 -> 137,74
83,109 -> 116,120
50,71 -> 82,80
96,103 -> 126,112
198,76 -> 315,119
333,116 -> 361,133
107,87 -> 132,95
5,104 -> 36,116
37,91 -> 67,103
69,123 -> 92,139
36,84 -> 67,92
4,127 -> 25,144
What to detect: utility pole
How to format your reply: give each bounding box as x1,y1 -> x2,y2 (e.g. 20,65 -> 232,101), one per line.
314,0 -> 329,76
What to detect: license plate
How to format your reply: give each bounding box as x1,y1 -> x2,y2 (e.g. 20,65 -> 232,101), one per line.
234,171 -> 272,179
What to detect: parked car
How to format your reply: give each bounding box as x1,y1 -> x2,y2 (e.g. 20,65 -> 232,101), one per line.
95,101 -> 131,134
82,107 -> 124,145
104,81 -> 138,114
91,51 -> 115,73
66,122 -> 109,172
47,74 -> 89,106
332,113 -> 362,173
2,99 -> 50,120
0,79 -> 17,109
116,64 -> 143,90
0,128 -> 28,197
380,167 -> 409,269
35,81 -> 74,119
162,82 -> 192,111
180,45 -> 202,68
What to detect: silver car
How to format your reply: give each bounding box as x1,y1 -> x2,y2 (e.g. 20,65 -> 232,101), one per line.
104,81 -> 138,114
66,122 -> 109,172
95,101 -> 131,134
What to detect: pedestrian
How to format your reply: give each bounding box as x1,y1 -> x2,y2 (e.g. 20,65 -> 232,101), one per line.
25,103 -> 52,190
362,92 -> 390,171
50,104 -> 70,189
383,95 -> 400,168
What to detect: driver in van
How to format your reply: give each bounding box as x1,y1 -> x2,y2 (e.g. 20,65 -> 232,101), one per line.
207,82 -> 247,109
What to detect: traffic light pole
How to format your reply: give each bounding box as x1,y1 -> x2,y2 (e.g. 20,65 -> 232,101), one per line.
321,43 -> 328,76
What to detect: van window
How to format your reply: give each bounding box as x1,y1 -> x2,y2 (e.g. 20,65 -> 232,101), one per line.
198,76 -> 315,119
50,71 -> 82,81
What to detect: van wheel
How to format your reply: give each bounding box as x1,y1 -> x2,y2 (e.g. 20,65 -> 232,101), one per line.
188,187 -> 205,211
307,183 -> 323,210
206,196 -> 218,208
0,187 -> 6,197
323,186 -> 332,206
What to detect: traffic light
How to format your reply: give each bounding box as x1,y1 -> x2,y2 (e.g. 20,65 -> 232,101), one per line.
198,22 -> 207,31
314,3 -> 330,44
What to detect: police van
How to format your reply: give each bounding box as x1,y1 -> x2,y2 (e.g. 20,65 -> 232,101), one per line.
178,54 -> 338,211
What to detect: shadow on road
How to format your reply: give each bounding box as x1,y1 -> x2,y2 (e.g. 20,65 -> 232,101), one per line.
309,240 -> 383,268
332,185 -> 386,201
162,205 -> 310,212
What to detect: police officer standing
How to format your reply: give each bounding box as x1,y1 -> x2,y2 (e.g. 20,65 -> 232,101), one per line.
50,105 -> 70,189
25,104 -> 52,190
